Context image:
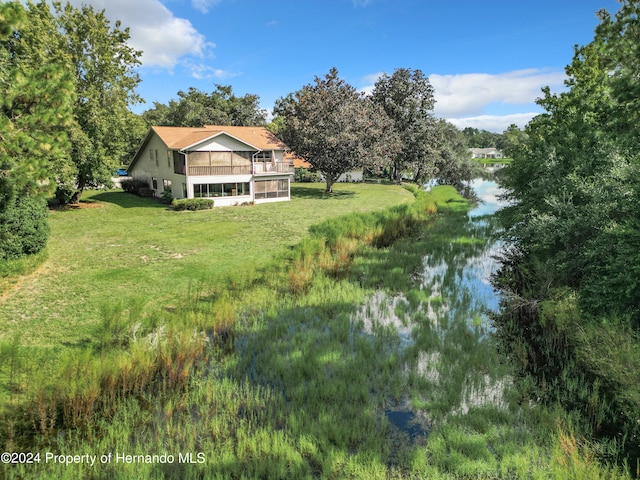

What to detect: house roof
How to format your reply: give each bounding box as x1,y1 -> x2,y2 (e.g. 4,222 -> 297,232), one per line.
470,147 -> 502,154
128,125 -> 288,173
153,125 -> 287,151
285,152 -> 312,169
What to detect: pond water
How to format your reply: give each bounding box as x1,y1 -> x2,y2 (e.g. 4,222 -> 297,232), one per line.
355,178 -> 509,439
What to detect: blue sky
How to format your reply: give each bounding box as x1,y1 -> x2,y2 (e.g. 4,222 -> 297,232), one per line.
70,0 -> 620,132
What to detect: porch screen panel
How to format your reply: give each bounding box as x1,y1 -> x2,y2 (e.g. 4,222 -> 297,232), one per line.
231,151 -> 252,166
189,151 -> 210,166
210,152 -> 232,166
254,179 -> 289,199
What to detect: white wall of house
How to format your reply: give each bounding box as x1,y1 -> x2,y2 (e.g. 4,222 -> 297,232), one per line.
317,168 -> 364,183
132,135 -> 185,199
337,169 -> 364,182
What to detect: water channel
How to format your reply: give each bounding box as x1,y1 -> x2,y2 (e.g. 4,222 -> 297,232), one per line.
354,177 -> 509,440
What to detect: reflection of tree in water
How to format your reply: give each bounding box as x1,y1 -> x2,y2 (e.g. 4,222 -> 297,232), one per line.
354,179 -> 510,432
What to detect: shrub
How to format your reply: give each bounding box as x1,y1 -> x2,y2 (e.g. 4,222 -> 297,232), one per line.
0,195 -> 50,260
54,184 -> 78,205
295,167 -> 321,183
120,178 -> 149,195
172,198 -> 214,211
161,188 -> 174,204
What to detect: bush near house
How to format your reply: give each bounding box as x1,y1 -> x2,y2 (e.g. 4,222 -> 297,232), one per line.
120,178 -> 150,195
172,198 -> 214,211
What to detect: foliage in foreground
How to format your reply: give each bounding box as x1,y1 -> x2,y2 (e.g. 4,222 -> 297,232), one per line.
2,0 -> 146,205
493,0 -> 640,468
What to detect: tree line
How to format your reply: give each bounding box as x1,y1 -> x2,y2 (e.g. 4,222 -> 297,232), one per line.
273,67 -> 480,193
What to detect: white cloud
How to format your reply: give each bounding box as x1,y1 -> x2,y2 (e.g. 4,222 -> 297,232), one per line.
359,72 -> 384,95
183,61 -> 237,80
360,68 -> 565,132
431,69 -> 565,118
447,113 -> 539,133
191,0 -> 222,14
64,0 -> 214,69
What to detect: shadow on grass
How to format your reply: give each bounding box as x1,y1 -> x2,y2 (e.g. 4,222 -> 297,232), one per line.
90,191 -> 170,209
291,186 -> 356,200
223,299 -> 406,477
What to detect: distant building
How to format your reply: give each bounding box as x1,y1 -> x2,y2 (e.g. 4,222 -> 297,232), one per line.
470,148 -> 504,159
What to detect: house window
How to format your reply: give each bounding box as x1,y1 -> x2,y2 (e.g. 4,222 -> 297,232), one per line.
151,177 -> 158,190
193,183 -> 250,198
163,179 -> 171,192
167,150 -> 171,168
254,179 -> 289,199
182,183 -> 187,198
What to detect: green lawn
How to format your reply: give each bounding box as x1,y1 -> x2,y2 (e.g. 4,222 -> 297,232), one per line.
0,183 -> 414,347
472,157 -> 512,165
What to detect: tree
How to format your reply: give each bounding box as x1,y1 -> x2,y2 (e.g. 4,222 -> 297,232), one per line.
279,68 -> 399,193
462,127 -> 502,148
493,0 -> 640,463
499,124 -> 528,158
428,120 -> 477,189
0,1 -> 74,258
142,84 -> 267,127
371,68 -> 437,183
54,2 -> 143,203
0,1 -> 75,200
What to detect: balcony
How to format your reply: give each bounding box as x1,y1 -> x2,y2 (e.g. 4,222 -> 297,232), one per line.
253,163 -> 294,175
188,165 -> 252,176
187,163 -> 294,176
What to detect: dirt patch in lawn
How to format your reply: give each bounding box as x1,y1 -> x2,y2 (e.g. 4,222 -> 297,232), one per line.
49,200 -> 105,211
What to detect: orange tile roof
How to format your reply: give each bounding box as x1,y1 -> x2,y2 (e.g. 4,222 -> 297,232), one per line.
285,152 -> 312,169
152,125 -> 287,151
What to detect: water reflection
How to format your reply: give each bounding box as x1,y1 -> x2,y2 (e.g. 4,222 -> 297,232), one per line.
353,179 -> 510,436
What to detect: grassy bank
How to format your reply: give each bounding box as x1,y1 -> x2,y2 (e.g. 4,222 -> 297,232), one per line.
0,183 -> 628,478
473,158 -> 512,166
0,183 -> 413,347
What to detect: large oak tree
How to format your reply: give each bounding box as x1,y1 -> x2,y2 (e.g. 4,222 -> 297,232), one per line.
371,68 -> 437,183
54,2 -> 143,202
279,68 -> 399,193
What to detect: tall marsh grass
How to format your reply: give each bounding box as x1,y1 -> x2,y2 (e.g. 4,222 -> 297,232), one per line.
0,183 -> 631,478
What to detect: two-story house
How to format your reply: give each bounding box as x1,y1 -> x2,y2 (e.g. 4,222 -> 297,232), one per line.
128,125 -> 294,206
469,147 -> 504,159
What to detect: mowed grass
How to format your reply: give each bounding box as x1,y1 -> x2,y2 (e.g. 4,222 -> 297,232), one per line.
0,183 -> 414,347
